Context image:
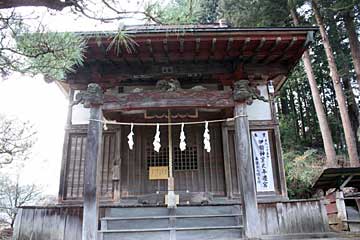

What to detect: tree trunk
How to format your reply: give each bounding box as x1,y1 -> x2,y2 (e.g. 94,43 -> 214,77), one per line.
289,87 -> 300,139
295,80 -> 306,140
312,0 -> 359,167
280,90 -> 290,115
343,10 -> 360,88
342,71 -> 360,153
290,7 -> 337,166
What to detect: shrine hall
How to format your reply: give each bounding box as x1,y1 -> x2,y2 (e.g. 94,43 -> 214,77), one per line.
13,24 -> 334,240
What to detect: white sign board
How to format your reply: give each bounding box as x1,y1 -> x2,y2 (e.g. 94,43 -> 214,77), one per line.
251,131 -> 275,192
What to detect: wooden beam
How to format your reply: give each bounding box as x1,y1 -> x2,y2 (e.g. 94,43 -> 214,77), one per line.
69,60 -> 234,81
240,37 -> 251,53
179,38 -> 184,53
278,37 -> 297,60
239,37 -> 251,61
211,38 -> 217,53
269,37 -> 282,52
194,38 -> 201,63
103,90 -> 234,111
340,175 -> 354,190
146,39 -> 156,63
248,37 -> 266,63
262,37 -> 282,64
195,38 -> 201,53
163,39 -> 170,63
226,38 -> 234,52
255,37 -> 266,52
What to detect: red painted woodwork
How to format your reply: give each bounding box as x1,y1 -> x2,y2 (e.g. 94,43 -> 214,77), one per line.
67,27 -> 316,90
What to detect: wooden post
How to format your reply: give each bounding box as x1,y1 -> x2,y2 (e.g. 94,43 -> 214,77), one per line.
75,83 -> 104,240
233,80 -> 261,239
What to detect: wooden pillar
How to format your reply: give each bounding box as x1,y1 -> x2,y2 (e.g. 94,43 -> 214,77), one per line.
233,80 -> 261,239
75,83 -> 104,240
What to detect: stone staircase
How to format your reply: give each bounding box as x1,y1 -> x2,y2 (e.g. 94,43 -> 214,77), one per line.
98,205 -> 243,240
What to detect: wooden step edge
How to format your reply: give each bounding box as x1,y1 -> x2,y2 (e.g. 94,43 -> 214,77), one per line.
342,219 -> 360,223
102,213 -> 243,221
99,225 -> 243,233
175,225 -> 244,231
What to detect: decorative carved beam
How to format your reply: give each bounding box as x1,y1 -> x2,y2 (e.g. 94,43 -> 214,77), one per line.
233,80 -> 267,104
103,90 -> 234,111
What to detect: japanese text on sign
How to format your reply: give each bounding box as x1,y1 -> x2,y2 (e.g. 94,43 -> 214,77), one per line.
251,131 -> 275,192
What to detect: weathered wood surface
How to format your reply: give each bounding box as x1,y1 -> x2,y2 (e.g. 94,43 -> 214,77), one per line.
62,124 -> 226,203
82,105 -> 103,240
233,102 -> 261,238
120,125 -> 226,200
14,200 -> 330,239
102,90 -> 234,111
13,207 -> 83,240
258,200 -> 330,234
62,131 -> 117,201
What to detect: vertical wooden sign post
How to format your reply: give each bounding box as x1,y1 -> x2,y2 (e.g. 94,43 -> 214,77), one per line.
233,80 -> 261,239
75,83 -> 104,240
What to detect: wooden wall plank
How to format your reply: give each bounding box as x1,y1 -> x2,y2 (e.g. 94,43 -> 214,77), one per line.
14,200 -> 329,239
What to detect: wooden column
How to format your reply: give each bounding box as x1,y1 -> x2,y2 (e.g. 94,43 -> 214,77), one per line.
233,80 -> 261,239
75,84 -> 104,240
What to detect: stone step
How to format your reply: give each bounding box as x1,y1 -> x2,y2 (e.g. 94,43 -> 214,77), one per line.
101,214 -> 243,230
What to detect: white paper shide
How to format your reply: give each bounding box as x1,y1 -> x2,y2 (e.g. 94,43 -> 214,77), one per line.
153,123 -> 161,152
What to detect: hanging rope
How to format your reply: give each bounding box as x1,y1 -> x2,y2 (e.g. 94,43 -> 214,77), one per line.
89,114 -> 247,126
90,115 -> 247,153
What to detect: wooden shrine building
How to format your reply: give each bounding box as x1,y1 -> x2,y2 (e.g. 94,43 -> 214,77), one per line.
13,25 -> 335,240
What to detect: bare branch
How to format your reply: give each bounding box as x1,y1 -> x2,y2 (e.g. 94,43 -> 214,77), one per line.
0,0 -> 75,11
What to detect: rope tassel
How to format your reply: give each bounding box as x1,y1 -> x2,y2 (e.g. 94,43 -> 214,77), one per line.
127,123 -> 134,150
179,123 -> 186,151
203,121 -> 211,153
153,123 -> 161,152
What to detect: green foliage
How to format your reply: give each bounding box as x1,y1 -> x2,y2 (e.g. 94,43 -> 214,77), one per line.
198,0 -> 219,23
107,30 -> 138,55
219,0 -> 291,27
154,0 -> 201,24
279,114 -> 302,150
0,11 -> 86,81
284,149 -> 324,198
15,32 -> 85,82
